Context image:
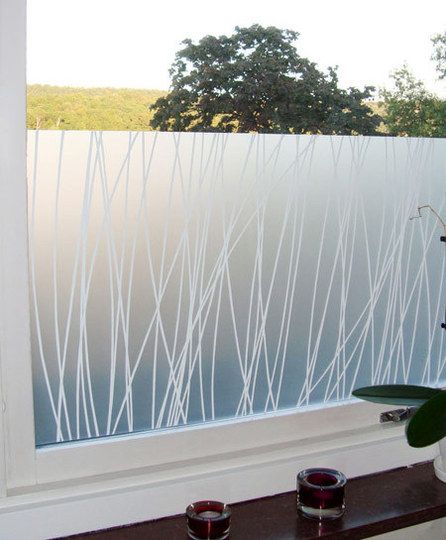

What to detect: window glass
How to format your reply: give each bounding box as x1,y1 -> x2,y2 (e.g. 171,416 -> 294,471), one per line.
29,131 -> 446,445
27,1 -> 446,445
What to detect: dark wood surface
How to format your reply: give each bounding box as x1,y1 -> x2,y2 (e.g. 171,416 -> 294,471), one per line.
64,461 -> 446,539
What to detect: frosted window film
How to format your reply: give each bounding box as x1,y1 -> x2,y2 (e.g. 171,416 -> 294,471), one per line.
28,131 -> 446,446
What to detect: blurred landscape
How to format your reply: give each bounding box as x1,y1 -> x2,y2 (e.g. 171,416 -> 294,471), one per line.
27,84 -> 389,133
27,85 -> 166,130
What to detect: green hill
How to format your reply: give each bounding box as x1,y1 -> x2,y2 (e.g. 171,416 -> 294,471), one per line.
27,85 -> 388,134
27,85 -> 167,130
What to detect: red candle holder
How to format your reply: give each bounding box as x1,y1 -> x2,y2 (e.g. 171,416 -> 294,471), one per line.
297,468 -> 347,520
186,500 -> 231,540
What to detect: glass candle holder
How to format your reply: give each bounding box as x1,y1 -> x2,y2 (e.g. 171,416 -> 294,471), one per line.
186,500 -> 231,540
297,468 -> 347,520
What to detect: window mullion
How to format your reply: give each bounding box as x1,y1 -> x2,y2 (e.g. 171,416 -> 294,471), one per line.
0,0 -> 37,491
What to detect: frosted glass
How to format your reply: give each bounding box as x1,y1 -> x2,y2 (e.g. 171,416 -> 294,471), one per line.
28,131 -> 446,446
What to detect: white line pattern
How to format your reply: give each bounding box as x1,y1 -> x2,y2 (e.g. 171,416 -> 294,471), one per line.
28,131 -> 446,445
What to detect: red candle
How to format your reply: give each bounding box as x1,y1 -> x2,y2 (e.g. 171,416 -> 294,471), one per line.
186,500 -> 231,540
297,468 -> 346,520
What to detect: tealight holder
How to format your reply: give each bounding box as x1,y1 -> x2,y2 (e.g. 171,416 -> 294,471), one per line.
297,468 -> 347,520
186,500 -> 231,540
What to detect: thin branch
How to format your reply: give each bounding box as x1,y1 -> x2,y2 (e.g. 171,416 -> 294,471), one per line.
410,205 -> 446,236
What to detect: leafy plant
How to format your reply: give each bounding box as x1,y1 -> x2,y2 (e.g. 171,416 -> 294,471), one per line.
352,384 -> 444,447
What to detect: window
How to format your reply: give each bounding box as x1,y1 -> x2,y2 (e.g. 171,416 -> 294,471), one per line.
0,1 -> 442,537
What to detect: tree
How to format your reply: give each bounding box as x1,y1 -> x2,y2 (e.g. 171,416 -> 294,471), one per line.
150,25 -> 380,135
432,32 -> 446,80
381,65 -> 446,137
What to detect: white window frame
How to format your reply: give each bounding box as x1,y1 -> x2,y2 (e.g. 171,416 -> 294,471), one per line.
0,1 -> 437,536
0,0 -> 36,493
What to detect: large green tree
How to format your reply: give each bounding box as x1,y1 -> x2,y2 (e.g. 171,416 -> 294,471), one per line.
381,65 -> 446,137
380,32 -> 446,138
150,25 -> 380,135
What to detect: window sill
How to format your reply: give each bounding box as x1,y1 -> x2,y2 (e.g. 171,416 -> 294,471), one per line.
0,419 -> 436,539
68,461 -> 446,539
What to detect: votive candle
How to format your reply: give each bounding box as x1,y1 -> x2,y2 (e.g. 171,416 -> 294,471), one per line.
297,468 -> 347,520
186,500 -> 231,540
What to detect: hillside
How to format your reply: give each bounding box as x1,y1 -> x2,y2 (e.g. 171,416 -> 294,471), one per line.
27,85 -> 167,130
27,85 -> 387,133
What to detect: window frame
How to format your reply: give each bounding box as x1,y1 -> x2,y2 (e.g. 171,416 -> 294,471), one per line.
0,0 -> 36,492
33,400 -> 397,485
0,1 -> 437,535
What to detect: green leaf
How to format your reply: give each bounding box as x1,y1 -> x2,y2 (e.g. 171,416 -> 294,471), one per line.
352,385 -> 441,406
406,391 -> 446,447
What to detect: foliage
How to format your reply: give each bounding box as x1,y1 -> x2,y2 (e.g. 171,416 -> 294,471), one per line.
380,65 -> 446,137
27,85 -> 166,130
150,25 -> 381,135
432,31 -> 446,80
353,385 -> 446,447
365,101 -> 389,134
406,392 -> 446,447
351,385 -> 441,407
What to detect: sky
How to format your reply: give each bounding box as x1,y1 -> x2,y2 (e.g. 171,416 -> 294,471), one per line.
27,0 -> 446,97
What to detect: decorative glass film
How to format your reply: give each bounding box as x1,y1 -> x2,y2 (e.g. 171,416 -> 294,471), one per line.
29,131 -> 446,446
